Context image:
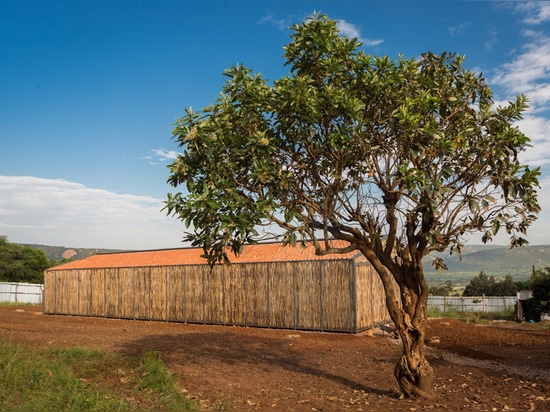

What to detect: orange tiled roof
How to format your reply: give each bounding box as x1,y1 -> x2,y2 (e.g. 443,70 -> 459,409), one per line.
47,241 -> 362,271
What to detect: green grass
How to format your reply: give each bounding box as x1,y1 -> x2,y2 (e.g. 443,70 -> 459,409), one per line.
0,342 -> 197,412
427,307 -> 515,323
134,351 -> 196,411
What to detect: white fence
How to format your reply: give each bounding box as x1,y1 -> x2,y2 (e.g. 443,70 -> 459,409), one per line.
428,295 -> 516,313
0,282 -> 43,304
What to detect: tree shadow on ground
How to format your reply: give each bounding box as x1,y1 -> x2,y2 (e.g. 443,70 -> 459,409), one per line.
115,329 -> 398,398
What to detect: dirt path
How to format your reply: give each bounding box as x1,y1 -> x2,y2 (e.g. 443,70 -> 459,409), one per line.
1,306 -> 549,411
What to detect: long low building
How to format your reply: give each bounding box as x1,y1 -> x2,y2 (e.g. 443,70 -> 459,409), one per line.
43,242 -> 390,333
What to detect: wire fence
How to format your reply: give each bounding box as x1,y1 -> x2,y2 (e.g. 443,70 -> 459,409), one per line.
0,282 -> 44,304
428,295 -> 517,313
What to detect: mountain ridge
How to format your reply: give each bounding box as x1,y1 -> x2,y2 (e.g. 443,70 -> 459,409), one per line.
20,243 -> 124,262
423,244 -> 550,284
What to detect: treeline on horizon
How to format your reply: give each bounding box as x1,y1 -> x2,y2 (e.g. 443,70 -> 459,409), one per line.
0,236 -> 68,284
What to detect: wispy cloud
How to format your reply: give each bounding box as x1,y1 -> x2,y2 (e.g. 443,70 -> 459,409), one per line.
0,176 -> 184,250
259,14 -> 292,32
484,26 -> 499,52
152,149 -> 179,162
448,22 -> 471,37
516,2 -> 550,24
514,114 -> 550,166
336,20 -> 383,47
492,30 -> 550,110
470,1 -> 550,246
489,4 -> 550,170
449,20 -> 498,52
260,13 -> 383,48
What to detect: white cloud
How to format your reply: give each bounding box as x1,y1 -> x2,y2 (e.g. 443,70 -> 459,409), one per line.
336,20 -> 383,47
448,22 -> 471,37
469,3 -> 550,245
484,26 -> 499,52
492,5 -> 550,116
260,14 -> 383,48
515,115 -> 550,167
465,173 -> 550,246
490,22 -> 550,169
0,176 -> 186,250
491,31 -> 550,107
259,14 -> 291,32
516,2 -> 550,24
152,149 -> 179,161
336,20 -> 360,39
523,173 -> 550,245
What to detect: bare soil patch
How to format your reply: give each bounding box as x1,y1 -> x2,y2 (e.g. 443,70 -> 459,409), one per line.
1,306 -> 548,411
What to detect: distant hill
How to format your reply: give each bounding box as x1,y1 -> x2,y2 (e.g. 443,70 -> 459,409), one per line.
20,244 -> 123,262
423,244 -> 550,285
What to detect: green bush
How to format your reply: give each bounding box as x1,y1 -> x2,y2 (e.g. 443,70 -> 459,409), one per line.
0,237 -> 56,283
525,267 -> 550,322
463,271 -> 520,296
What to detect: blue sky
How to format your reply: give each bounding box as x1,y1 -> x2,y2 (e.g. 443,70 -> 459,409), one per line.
1,1 -> 549,250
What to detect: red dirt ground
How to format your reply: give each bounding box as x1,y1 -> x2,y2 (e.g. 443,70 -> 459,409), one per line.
1,305 -> 549,411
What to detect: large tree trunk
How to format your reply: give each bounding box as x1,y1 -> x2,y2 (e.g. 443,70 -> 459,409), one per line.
375,260 -> 435,398
393,310 -> 434,398
360,245 -> 435,398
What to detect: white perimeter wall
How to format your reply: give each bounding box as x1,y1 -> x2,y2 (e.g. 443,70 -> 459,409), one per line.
0,282 -> 43,304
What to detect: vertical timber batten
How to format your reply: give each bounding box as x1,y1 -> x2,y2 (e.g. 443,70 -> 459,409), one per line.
267,262 -> 271,328
201,266 -> 206,323
183,265 -> 187,322
148,267 -> 152,320
165,266 -> 169,322
246,263 -> 251,327
77,269 -> 81,315
103,268 -> 106,317
319,262 -> 324,332
293,263 -> 297,330
370,265 -> 374,329
132,269 -> 136,320
222,264 -> 226,326
351,260 -> 357,334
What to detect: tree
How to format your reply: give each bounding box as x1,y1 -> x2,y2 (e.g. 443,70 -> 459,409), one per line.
492,275 -> 521,296
428,280 -> 456,296
463,272 -> 521,296
165,14 -> 540,398
527,267 -> 550,320
463,271 -> 494,296
0,236 -> 53,283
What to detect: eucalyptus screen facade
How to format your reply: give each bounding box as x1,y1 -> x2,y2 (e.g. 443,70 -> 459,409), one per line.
44,242 -> 390,333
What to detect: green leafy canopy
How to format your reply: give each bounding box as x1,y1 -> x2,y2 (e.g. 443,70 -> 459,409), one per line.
164,14 -> 540,397
164,13 -> 540,269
